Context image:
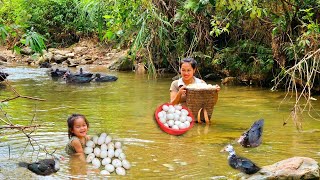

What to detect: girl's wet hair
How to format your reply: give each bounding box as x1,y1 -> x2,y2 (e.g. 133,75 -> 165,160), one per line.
181,57 -> 197,69
67,114 -> 89,139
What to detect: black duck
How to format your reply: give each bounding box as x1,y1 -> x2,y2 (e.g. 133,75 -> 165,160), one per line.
95,73 -> 118,82
18,154 -> 64,176
238,119 -> 264,148
64,71 -> 94,83
221,144 -> 260,174
50,68 -> 67,78
0,72 -> 9,81
39,62 -> 52,68
78,67 -> 93,77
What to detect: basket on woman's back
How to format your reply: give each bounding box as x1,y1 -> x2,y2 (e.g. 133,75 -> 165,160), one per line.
186,84 -> 218,124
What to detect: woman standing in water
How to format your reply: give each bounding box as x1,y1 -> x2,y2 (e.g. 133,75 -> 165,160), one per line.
170,57 -> 220,105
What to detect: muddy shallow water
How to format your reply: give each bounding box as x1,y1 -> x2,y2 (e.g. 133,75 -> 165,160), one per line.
0,66 -> 319,179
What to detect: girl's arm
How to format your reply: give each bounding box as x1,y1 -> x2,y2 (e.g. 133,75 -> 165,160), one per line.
71,139 -> 84,153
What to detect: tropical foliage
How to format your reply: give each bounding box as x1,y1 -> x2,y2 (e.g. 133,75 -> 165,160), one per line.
0,0 -> 319,91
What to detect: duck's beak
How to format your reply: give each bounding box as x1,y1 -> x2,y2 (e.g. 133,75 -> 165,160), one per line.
237,135 -> 245,143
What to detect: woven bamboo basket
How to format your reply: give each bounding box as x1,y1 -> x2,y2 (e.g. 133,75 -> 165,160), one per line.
186,88 -> 218,123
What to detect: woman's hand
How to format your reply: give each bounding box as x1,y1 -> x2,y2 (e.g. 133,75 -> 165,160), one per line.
215,84 -> 221,92
178,85 -> 187,96
170,85 -> 186,105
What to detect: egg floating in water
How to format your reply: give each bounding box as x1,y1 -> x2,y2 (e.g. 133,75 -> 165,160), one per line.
84,132 -> 131,176
157,104 -> 193,130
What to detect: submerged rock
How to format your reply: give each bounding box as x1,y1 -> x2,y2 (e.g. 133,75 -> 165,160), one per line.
237,157 -> 319,180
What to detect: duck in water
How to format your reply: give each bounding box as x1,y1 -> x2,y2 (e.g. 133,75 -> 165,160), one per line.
18,154 -> 64,176
238,119 -> 264,148
50,68 -> 67,78
78,67 -> 93,77
94,73 -> 118,82
0,72 -> 9,81
221,144 -> 260,174
64,71 -> 95,83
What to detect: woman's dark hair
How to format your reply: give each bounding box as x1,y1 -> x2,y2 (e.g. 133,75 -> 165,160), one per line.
67,114 -> 89,139
181,57 -> 197,69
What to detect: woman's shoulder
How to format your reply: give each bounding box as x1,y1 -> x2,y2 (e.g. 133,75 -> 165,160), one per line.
171,79 -> 179,85
170,79 -> 179,91
194,77 -> 206,84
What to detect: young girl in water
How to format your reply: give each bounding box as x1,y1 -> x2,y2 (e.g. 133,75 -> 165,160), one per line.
65,114 -> 90,155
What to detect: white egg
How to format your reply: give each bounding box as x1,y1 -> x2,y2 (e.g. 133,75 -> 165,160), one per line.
114,149 -> 123,157
105,164 -> 115,173
115,142 -> 122,149
100,150 -> 108,158
174,114 -> 180,121
162,105 -> 169,111
168,107 -> 175,113
178,122 -> 187,129
122,159 -> 131,170
94,147 -> 101,157
168,120 -> 174,127
174,110 -> 181,115
181,109 -> 189,116
92,158 -> 101,168
100,144 -> 108,151
179,116 -> 187,122
116,167 -> 126,176
92,136 -> 99,144
161,112 -> 166,119
100,133 -> 107,137
107,142 -> 115,150
107,149 -> 115,158
186,116 -> 193,122
84,147 -> 93,154
174,120 -> 181,126
159,117 -> 166,124
112,159 -> 122,168
100,170 -> 110,175
97,136 -> 105,145
166,113 -> 174,120
174,105 -> 182,110
172,125 -> 179,130
102,157 -> 112,165
105,135 -> 112,144
184,121 -> 190,128
157,111 -> 164,118
119,153 -> 126,160
86,140 -> 95,148
164,123 -> 169,127
86,153 -> 95,163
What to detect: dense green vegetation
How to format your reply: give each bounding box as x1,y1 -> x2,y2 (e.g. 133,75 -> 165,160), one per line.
0,0 -> 319,92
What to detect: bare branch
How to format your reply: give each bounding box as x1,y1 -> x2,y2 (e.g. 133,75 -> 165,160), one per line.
0,124 -> 41,130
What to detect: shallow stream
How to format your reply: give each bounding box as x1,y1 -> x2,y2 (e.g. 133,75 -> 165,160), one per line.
0,66 -> 319,179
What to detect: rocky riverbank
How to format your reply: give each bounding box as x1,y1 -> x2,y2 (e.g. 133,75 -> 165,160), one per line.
0,39 -> 139,72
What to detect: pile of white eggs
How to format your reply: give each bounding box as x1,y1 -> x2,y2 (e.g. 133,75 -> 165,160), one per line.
84,133 -> 131,176
186,83 -> 218,90
157,104 -> 193,130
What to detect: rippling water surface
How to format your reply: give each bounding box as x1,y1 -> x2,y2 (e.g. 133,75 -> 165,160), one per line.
0,66 -> 319,179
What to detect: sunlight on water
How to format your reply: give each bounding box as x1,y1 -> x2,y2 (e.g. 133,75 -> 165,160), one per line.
0,66 -> 319,179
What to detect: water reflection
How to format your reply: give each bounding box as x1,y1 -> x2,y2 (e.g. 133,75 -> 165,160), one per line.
0,66 -> 319,179
68,155 -> 88,177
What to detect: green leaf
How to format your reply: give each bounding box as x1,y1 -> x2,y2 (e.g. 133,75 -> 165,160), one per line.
103,30 -> 114,40
184,0 -> 197,10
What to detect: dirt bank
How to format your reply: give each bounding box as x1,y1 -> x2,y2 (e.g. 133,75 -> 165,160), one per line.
0,38 -> 129,70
